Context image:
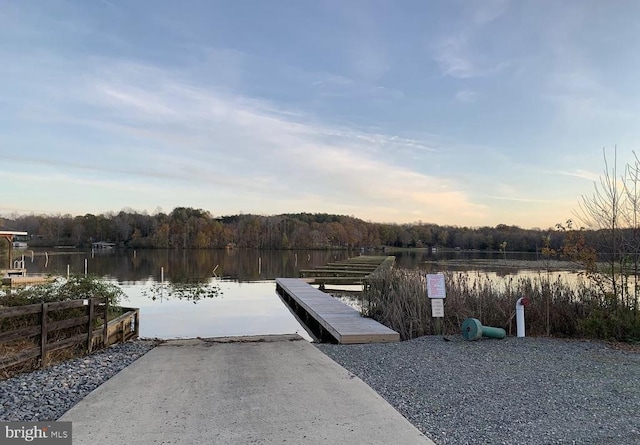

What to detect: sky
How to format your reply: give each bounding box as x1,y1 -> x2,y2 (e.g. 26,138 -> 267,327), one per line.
1,0 -> 640,229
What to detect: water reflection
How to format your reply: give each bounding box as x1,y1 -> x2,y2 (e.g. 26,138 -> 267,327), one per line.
16,248 -> 579,340
121,279 -> 312,341
142,280 -> 223,303
22,249 -> 354,283
20,248 -> 576,283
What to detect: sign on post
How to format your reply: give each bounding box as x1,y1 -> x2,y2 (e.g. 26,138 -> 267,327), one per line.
427,274 -> 446,299
427,274 -> 446,320
430,298 -> 444,317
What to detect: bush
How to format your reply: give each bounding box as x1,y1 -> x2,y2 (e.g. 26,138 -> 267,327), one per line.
1,275 -> 125,307
0,275 -> 129,378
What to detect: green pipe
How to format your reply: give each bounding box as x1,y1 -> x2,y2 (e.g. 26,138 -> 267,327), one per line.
461,318 -> 506,341
481,325 -> 506,339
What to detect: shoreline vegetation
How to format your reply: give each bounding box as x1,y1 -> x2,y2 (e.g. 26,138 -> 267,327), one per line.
0,207 -> 583,251
361,268 -> 640,343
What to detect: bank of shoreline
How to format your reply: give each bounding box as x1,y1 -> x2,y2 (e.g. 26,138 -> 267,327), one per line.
2,336 -> 639,445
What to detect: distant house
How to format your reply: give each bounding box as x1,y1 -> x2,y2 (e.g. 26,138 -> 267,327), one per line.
0,230 -> 28,270
92,241 -> 116,250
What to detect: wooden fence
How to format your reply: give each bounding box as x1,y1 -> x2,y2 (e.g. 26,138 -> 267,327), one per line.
0,297 -> 139,372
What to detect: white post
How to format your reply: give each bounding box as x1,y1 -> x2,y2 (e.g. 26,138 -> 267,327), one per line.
516,297 -> 526,338
84,258 -> 88,275
67,264 -> 70,279
160,266 -> 165,303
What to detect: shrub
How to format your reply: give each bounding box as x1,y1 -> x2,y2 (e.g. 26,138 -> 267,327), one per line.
1,274 -> 125,307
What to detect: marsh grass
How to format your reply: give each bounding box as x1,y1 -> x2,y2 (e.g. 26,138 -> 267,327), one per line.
362,268 -> 640,341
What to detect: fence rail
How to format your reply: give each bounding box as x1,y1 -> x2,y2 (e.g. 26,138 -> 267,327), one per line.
0,297 -> 139,372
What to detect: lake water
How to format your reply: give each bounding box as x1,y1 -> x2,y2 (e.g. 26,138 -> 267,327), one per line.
14,248 -> 577,339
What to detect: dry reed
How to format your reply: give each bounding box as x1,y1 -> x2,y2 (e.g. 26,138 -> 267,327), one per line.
361,268 -> 639,341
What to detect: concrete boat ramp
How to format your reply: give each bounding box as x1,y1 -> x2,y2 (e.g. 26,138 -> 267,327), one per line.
60,335 -> 434,444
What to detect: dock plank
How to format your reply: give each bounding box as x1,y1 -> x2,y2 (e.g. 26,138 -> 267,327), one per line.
300,255 -> 395,286
276,278 -> 399,344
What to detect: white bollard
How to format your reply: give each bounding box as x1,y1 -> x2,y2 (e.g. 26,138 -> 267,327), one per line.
516,297 -> 528,337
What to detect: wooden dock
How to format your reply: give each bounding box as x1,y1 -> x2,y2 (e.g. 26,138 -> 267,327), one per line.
2,275 -> 54,286
299,255 -> 395,287
1,269 -> 54,286
276,278 -> 399,344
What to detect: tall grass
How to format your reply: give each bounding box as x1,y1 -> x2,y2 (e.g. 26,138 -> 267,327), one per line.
361,268 -> 640,342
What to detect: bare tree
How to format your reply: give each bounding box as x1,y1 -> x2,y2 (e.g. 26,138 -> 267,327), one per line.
570,147 -> 640,336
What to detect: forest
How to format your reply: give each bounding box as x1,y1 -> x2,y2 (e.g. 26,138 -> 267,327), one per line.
0,207 -> 566,252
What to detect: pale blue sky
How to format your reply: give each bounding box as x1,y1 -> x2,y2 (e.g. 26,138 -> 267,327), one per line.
1,0 -> 639,228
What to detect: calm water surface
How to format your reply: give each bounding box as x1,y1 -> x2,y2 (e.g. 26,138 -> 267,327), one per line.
121,279 -> 313,340
19,249 -> 355,339
15,248 -> 578,339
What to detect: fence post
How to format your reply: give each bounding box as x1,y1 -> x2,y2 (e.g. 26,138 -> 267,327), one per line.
134,309 -> 140,338
40,302 -> 48,368
102,297 -> 109,348
87,298 -> 95,353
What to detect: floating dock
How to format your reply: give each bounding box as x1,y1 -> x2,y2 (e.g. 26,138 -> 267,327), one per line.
299,255 -> 395,287
276,277 -> 399,344
2,275 -> 54,286
1,267 -> 54,286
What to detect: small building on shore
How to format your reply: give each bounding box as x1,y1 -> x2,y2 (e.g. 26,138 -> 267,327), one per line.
92,241 -> 116,250
1,230 -> 28,271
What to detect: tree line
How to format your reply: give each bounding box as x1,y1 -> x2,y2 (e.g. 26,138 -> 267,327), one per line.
0,207 -> 568,251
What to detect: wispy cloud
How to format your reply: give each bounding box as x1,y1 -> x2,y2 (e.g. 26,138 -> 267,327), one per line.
434,38 -> 510,79
487,195 -> 555,203
432,2 -> 510,79
335,2 -> 390,83
311,74 -> 354,87
455,90 -> 479,103
472,0 -> 510,26
6,0 -> 633,228
556,169 -> 600,182
0,53 -> 484,223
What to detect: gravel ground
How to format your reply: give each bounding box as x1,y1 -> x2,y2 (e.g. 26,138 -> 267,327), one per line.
2,336 -> 638,444
316,336 -> 640,445
0,340 -> 156,422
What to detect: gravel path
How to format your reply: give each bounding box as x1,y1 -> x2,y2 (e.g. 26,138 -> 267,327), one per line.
0,340 -> 156,422
316,336 -> 640,445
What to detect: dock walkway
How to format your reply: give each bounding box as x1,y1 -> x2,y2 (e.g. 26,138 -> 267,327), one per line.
276,278 -> 399,344
299,255 -> 395,286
